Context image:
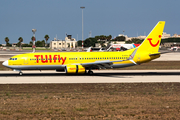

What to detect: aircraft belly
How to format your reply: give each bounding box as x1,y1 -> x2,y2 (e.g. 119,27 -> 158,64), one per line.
112,63 -> 135,68
8,65 -> 65,70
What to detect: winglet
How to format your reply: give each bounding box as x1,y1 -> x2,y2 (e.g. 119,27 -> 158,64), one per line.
128,48 -> 138,65
128,48 -> 138,60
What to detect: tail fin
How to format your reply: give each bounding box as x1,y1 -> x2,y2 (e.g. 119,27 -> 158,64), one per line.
138,21 -> 165,53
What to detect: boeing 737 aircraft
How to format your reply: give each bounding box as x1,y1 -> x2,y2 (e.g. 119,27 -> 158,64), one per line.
3,21 -> 165,75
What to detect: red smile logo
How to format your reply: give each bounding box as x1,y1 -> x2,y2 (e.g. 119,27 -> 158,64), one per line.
147,35 -> 161,47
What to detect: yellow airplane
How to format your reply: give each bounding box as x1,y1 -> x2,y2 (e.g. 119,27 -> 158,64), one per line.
3,21 -> 165,75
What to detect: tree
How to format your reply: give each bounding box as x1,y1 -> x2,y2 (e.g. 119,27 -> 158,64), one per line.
29,41 -> 33,45
84,38 -> 98,47
125,38 -> 143,44
98,41 -> 106,47
5,37 -> 9,46
44,34 -> 49,46
22,44 -> 31,47
114,36 -> 126,41
161,38 -> 180,43
42,40 -> 45,47
107,35 -> 112,41
77,40 -> 82,47
35,40 -> 45,47
18,37 -> 23,48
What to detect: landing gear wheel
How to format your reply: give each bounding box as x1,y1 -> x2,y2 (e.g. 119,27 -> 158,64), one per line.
88,70 -> 93,75
19,72 -> 23,76
84,70 -> 87,74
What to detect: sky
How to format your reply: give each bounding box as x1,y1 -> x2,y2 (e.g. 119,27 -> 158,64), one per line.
0,0 -> 179,44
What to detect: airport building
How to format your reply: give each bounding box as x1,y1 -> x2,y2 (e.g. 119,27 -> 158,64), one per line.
50,35 -> 77,50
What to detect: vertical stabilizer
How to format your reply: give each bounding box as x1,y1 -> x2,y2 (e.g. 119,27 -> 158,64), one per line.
138,21 -> 165,53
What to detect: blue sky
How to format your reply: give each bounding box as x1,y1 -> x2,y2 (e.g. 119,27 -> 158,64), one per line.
0,0 -> 179,44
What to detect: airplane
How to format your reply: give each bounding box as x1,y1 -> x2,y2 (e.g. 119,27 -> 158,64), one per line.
2,21 -> 165,75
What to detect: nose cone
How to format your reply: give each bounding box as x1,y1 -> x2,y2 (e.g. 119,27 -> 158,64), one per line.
2,60 -> 9,67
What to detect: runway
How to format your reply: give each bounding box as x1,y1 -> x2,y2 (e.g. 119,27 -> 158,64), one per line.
0,70 -> 180,84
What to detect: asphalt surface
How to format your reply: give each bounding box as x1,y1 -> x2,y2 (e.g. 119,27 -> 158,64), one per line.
0,70 -> 180,84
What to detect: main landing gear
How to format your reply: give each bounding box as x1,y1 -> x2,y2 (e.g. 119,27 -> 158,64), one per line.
19,71 -> 23,76
88,70 -> 93,75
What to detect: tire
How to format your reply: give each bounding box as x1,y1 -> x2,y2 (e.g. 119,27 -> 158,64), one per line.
19,72 -> 23,76
88,70 -> 93,75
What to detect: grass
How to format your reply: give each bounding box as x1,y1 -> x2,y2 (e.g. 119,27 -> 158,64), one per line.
0,83 -> 180,119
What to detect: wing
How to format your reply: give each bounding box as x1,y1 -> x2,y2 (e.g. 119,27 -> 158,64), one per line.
77,48 -> 138,69
80,60 -> 123,69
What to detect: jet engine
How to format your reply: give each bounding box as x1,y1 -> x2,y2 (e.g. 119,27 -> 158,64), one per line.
65,65 -> 86,74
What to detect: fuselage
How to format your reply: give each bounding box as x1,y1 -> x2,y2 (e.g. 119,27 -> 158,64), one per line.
2,48 -> 160,71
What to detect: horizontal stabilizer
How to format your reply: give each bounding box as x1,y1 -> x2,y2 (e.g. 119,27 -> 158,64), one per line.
149,52 -> 170,56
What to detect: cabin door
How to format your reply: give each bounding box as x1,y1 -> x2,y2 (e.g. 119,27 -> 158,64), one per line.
79,57 -> 82,62
24,55 -> 28,64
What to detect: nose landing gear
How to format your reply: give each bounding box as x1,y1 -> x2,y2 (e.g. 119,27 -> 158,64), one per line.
19,72 -> 23,76
13,69 -> 23,76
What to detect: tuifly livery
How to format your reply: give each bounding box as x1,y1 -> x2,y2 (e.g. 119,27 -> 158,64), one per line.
3,21 -> 165,75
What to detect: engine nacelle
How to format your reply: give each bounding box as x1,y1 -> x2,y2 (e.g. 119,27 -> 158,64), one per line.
65,65 -> 86,74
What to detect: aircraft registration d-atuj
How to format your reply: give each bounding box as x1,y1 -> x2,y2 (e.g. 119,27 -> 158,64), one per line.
3,21 -> 165,75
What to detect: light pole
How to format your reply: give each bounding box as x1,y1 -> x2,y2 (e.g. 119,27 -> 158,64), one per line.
80,6 -> 85,50
32,29 -> 36,53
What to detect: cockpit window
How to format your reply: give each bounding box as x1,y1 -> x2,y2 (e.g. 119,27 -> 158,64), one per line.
9,58 -> 17,60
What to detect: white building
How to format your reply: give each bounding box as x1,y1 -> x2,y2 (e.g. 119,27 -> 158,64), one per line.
172,34 -> 180,38
50,35 -> 77,49
136,35 -> 146,40
162,32 -> 171,39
